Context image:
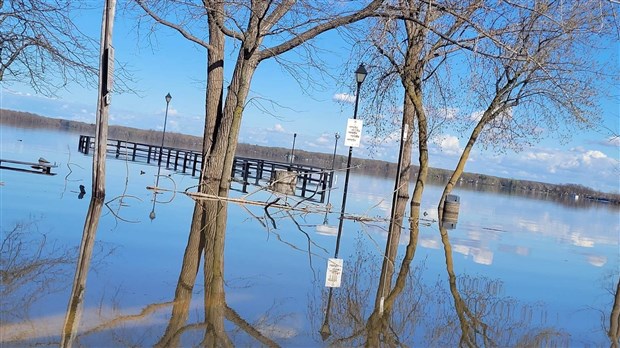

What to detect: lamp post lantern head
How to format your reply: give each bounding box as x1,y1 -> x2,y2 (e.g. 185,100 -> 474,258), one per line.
335,132 -> 340,140
165,93 -> 172,104
355,64 -> 367,84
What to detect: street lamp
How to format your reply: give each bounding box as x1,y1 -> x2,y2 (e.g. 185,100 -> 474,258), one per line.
334,63 -> 366,258
320,63 -> 367,341
151,92 -> 172,220
290,133 -> 297,163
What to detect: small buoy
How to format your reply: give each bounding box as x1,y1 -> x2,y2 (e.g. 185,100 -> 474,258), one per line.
140,170 -> 145,175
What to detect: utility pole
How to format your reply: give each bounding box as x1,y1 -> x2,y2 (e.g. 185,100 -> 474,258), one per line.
92,0 -> 116,198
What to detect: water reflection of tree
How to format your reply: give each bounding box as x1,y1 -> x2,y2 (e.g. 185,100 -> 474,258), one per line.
435,222 -> 570,347
607,278 -> 620,347
1,217 -> 74,322
68,199 -> 282,346
155,199 -> 280,347
311,227 -> 572,346
311,235 -> 427,346
61,196 -> 105,347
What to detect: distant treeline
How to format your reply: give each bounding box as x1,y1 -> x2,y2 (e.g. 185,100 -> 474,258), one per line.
2,108 -> 618,205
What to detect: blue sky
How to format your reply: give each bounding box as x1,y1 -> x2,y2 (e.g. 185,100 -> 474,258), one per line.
1,3 -> 619,193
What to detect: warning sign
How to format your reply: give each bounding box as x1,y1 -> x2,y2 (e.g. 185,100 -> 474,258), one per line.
344,118 -> 363,147
325,258 -> 344,288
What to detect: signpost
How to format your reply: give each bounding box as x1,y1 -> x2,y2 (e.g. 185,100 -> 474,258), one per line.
344,119 -> 363,148
325,258 -> 343,288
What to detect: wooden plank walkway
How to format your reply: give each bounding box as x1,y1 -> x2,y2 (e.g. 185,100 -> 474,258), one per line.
0,158 -> 57,175
77,135 -> 333,202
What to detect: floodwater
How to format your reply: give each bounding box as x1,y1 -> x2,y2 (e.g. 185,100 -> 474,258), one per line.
1,126 -> 618,347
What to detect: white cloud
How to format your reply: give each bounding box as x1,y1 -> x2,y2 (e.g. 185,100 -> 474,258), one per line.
434,135 -> 462,155
605,136 -> 620,147
581,150 -> 607,165
315,133 -> 338,146
272,123 -> 286,133
332,93 -> 356,104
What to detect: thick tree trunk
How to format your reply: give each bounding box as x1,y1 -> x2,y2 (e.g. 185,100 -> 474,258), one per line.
365,82 -> 427,347
199,46 -> 258,343
437,119 -> 486,221
373,93 -> 414,307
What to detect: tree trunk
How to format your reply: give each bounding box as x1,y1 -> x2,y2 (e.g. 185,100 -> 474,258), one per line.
373,92 -> 414,307
437,101 -> 499,220
365,81 -> 427,347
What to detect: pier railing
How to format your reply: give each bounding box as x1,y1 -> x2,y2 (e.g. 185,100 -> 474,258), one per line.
78,135 -> 333,202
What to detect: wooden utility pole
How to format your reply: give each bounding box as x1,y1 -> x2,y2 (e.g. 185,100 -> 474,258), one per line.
92,0 -> 116,198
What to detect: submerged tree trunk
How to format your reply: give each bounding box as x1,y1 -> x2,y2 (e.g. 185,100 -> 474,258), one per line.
366,78 -> 428,346
373,92 -> 414,307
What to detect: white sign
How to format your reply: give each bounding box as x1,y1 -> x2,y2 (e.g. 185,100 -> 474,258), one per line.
344,118 -> 363,147
325,258 -> 344,288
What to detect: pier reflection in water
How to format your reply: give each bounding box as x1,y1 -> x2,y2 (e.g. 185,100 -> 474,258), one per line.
1,127 -> 618,346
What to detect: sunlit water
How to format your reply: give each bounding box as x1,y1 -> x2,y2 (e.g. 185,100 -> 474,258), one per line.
1,127 -> 618,346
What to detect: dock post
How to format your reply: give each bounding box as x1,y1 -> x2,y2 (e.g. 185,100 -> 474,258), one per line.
147,146 -> 152,164
115,140 -> 121,158
132,143 -> 137,161
242,160 -> 250,193
255,160 -> 262,184
301,170 -> 308,197
166,149 -> 171,168
174,150 -> 179,171
320,172 -> 328,203
192,153 -> 198,176
182,152 -> 188,173
85,137 -> 91,154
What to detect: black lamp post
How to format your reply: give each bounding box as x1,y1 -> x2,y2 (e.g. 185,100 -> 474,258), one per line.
333,63 -> 366,259
150,92 -> 172,220
320,63 -> 367,341
290,133 -> 297,163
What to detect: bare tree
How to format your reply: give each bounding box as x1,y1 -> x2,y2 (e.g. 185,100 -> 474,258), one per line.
131,1 -> 384,341
437,0 -> 619,216
0,0 -> 99,95
355,2 -> 486,344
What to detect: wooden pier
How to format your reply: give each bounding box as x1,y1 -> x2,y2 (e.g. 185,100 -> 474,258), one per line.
78,135 -> 333,202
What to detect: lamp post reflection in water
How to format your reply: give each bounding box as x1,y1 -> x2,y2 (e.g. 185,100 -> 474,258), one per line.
320,63 -> 367,341
151,93 -> 172,220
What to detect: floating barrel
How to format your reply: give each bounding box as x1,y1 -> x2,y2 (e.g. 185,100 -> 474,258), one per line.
442,194 -> 460,224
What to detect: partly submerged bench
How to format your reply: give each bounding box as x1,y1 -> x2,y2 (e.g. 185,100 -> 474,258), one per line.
0,158 -> 57,175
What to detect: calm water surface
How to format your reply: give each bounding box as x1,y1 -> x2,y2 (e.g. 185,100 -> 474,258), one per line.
1,127 -> 618,346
